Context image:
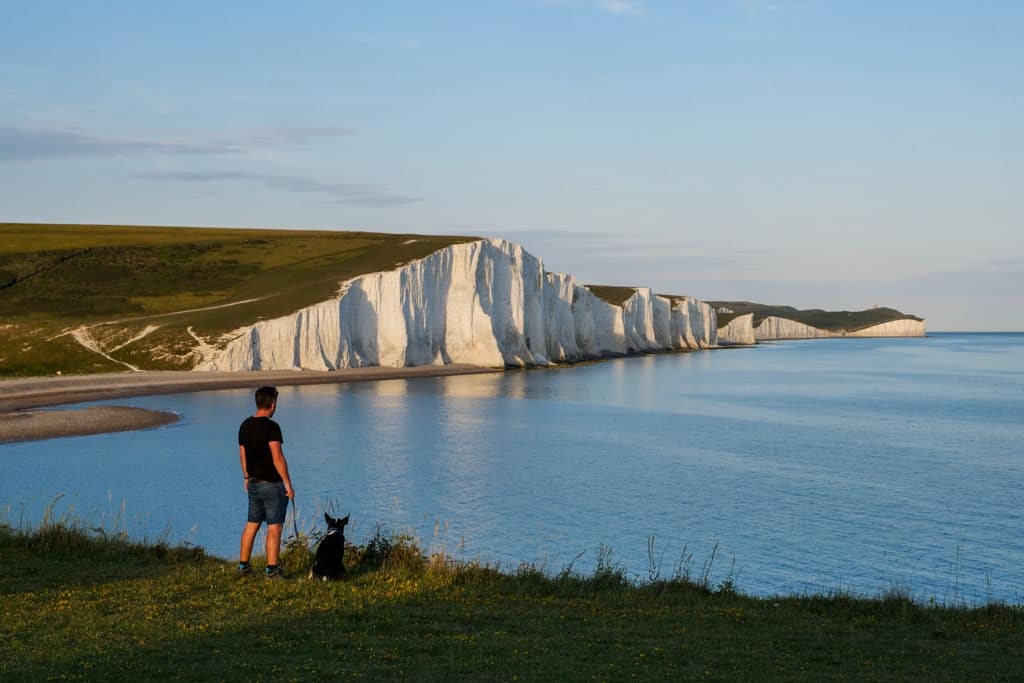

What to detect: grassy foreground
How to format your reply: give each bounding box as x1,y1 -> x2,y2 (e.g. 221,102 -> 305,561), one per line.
2,521 -> 1021,681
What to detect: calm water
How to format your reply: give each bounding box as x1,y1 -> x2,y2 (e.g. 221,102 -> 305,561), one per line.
3,333 -> 1022,604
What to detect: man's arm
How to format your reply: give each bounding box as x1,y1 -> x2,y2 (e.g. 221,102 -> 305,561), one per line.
239,445 -> 249,491
269,441 -> 294,499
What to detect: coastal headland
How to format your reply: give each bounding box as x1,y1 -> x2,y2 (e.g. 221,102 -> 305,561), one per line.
1,224 -> 924,443
0,364 -> 498,444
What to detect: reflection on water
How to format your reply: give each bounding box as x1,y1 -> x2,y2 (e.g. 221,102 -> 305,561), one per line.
2,333 -> 1023,604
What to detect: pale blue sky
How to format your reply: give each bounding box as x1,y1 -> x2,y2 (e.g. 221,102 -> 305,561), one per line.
2,1 -> 1021,330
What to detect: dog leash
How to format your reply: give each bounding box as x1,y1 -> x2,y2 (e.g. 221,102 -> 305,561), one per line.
290,497 -> 299,539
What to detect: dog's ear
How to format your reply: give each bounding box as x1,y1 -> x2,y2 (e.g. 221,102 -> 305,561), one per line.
340,514 -> 350,527
324,512 -> 335,526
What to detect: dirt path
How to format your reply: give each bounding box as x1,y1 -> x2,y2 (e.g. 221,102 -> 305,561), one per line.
55,296 -> 269,370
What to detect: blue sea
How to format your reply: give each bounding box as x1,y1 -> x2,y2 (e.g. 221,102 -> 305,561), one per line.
3,333 -> 1022,604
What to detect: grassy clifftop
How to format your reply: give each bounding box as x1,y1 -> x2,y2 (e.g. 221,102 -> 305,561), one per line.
712,301 -> 923,333
0,223 -> 477,376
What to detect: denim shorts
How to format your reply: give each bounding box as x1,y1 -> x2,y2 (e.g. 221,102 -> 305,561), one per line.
247,481 -> 288,525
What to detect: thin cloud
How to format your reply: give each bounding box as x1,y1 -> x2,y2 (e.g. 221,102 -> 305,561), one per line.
0,124 -> 235,162
0,123 -> 356,162
739,0 -> 814,15
132,169 -> 421,208
235,124 -> 355,146
152,124 -> 355,150
528,0 -> 644,16
135,170 -> 369,195
600,1 -> 643,16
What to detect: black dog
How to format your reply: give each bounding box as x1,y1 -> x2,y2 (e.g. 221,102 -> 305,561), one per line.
310,513 -> 350,581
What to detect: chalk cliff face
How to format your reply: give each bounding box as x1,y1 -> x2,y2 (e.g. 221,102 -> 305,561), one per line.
754,316 -> 836,341
197,239 -> 718,372
751,316 -> 926,341
717,313 -> 756,346
843,319 -> 927,337
718,313 -> 927,344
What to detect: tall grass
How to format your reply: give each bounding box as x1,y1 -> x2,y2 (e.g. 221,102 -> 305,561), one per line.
4,494 -> 205,564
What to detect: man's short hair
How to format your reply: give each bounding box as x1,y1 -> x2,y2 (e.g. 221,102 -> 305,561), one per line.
255,386 -> 279,410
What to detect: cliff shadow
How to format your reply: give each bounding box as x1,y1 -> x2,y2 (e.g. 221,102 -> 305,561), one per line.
404,262 -> 453,366
338,286 -> 380,367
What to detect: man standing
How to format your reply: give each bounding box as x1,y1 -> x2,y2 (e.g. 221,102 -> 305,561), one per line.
237,386 -> 295,578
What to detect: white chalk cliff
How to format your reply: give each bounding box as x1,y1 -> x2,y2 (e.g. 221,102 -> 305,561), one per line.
754,316 -> 926,340
196,239 -> 718,372
717,313 -> 756,346
842,319 -> 927,337
717,314 -> 926,345
755,316 -> 837,341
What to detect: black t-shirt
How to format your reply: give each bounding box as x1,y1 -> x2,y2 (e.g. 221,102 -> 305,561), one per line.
238,416 -> 284,482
